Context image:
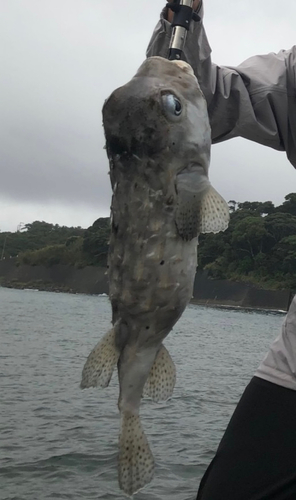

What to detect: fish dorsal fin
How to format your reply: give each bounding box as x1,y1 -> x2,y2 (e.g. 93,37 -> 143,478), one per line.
200,185 -> 229,234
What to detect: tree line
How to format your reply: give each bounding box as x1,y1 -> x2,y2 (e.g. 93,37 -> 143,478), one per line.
0,220 -> 109,267
1,193 -> 296,290
199,193 -> 296,290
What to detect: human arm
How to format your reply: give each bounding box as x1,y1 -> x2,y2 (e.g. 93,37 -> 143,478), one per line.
146,2 -> 296,168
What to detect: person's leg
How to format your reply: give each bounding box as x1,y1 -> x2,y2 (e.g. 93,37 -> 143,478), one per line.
197,297 -> 296,500
197,377 -> 296,500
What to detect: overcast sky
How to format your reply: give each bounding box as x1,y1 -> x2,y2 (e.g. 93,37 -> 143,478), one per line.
1,0 -> 296,232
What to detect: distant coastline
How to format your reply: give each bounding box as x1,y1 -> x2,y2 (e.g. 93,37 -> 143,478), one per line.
0,260 -> 292,312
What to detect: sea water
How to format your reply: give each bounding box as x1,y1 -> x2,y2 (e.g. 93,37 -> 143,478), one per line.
0,287 -> 283,500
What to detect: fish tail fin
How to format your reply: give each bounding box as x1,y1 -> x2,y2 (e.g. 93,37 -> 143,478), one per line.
143,344 -> 176,402
118,412 -> 154,496
200,185 -> 229,234
80,327 -> 119,389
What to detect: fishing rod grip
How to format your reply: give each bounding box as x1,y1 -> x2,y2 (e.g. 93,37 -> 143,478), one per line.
167,0 -> 200,61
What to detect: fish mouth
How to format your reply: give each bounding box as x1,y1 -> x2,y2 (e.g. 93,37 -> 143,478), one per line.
107,136 -> 130,157
106,128 -> 165,159
106,135 -> 145,158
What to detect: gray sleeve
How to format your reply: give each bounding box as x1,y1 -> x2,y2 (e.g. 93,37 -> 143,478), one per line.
146,4 -> 296,168
255,296 -> 296,391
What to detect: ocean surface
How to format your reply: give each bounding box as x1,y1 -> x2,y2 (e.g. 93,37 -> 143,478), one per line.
1,287 -> 284,500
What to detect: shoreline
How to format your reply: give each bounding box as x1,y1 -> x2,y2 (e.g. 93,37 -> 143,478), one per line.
190,298 -> 287,314
0,280 -> 82,295
0,261 -> 292,312
0,281 -> 288,314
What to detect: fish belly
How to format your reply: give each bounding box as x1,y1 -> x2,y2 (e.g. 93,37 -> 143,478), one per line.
109,207 -> 197,332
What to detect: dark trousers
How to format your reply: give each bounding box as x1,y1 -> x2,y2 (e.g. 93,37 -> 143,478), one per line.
196,377 -> 296,500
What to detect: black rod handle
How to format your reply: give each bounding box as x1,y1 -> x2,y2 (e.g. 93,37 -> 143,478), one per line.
167,0 -> 200,60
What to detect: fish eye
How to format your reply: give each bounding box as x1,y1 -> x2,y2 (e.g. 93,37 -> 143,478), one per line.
162,94 -> 182,117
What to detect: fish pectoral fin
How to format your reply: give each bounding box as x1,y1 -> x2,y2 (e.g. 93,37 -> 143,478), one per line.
175,165 -> 209,241
119,412 -> 154,496
200,185 -> 229,234
143,344 -> 176,402
80,327 -> 119,389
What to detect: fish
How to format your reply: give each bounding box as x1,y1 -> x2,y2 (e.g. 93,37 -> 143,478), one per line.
80,56 -> 229,496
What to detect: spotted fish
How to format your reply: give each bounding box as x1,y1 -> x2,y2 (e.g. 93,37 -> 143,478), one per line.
81,56 -> 229,496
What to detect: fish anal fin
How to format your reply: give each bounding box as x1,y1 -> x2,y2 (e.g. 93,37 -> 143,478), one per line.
80,327 -> 119,389
119,412 -> 154,496
200,185 -> 229,234
143,344 -> 176,402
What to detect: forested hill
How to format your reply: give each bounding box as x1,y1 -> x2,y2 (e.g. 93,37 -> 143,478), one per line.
0,219 -> 110,267
1,193 -> 296,291
199,193 -> 296,290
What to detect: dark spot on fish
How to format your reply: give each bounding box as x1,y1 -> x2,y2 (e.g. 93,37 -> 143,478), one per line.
129,384 -> 134,389
146,326 -> 150,330
111,301 -> 119,324
112,218 -> 118,234
134,183 -> 138,189
107,136 -> 129,156
160,260 -> 165,266
115,321 -> 128,349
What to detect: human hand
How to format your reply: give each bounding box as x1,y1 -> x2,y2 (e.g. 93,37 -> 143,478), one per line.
167,0 -> 201,23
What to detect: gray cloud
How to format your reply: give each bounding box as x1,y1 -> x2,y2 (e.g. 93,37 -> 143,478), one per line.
1,0 -> 296,231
